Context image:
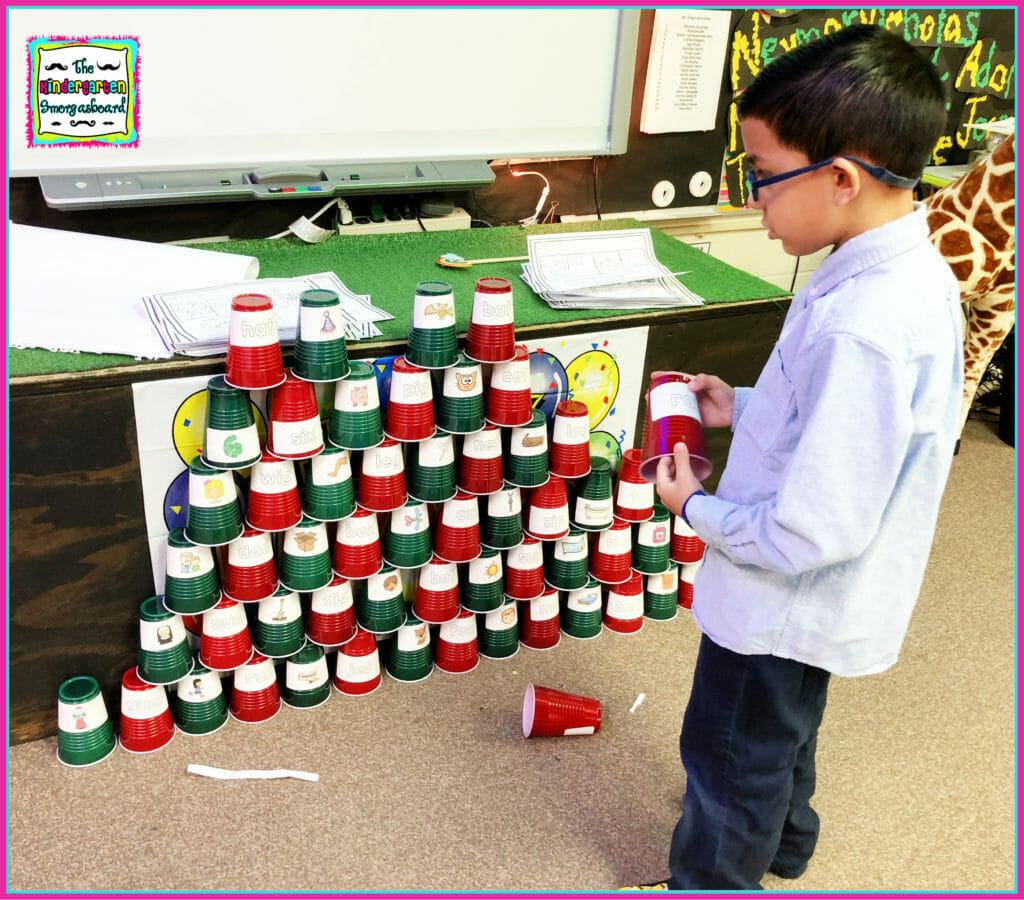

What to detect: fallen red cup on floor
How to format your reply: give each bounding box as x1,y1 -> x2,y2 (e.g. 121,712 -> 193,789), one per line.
522,683 -> 602,737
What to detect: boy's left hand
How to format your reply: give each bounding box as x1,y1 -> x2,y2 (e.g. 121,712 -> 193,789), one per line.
654,441 -> 703,518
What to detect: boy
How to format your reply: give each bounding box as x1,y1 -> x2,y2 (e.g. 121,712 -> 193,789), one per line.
632,24 -> 962,890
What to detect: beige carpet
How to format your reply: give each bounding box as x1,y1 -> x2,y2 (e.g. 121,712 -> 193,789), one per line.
7,417 -> 1016,894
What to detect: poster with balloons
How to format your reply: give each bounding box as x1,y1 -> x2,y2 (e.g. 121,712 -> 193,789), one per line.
131,324 -> 649,592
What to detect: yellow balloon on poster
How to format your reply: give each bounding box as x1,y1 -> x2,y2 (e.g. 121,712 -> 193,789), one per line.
565,350 -> 619,430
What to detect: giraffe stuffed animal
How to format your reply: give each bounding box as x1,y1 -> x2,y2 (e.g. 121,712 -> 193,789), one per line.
925,133 -> 1015,438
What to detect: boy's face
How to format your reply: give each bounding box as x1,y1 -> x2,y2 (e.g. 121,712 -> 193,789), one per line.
740,117 -> 839,257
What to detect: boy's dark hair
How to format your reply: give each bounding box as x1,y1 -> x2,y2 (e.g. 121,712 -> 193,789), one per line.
736,24 -> 947,179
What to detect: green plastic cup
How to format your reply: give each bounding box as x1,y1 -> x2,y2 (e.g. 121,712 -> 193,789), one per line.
357,566 -> 408,634
505,409 -> 550,488
383,500 -> 433,569
281,643 -> 332,708
202,375 -> 263,470
436,352 -> 485,434
405,430 -> 457,503
384,612 -> 434,682
292,289 -> 351,382
163,528 -> 221,615
644,567 -> 679,621
174,660 -> 229,735
544,527 -> 590,591
253,588 -> 307,657
329,361 -> 384,450
301,445 -> 356,521
279,518 -> 333,591
477,601 -> 520,659
137,596 -> 195,685
632,504 -> 673,575
571,457 -> 615,531
56,675 -> 117,767
406,281 -> 458,369
184,457 -> 244,546
479,483 -> 524,550
460,547 -> 504,612
561,577 -> 604,639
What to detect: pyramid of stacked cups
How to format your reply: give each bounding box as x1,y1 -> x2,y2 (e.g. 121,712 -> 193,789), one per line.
55,279 -> 708,765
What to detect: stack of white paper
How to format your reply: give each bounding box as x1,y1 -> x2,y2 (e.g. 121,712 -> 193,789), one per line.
142,272 -> 393,357
520,228 -> 704,310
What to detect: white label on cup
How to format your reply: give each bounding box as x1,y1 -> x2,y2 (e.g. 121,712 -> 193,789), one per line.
336,377 -> 380,412
285,523 -> 328,558
286,657 -> 329,691
339,516 -> 379,547
606,590 -> 643,619
485,604 -> 518,630
300,304 -> 342,343
57,694 -> 108,732
492,359 -> 530,390
439,616 -> 477,643
489,489 -> 522,517
391,369 -> 431,404
258,593 -> 301,624
205,424 -> 260,465
235,660 -> 276,691
680,561 -> 701,585
567,588 -> 601,612
563,726 -> 596,736
617,479 -> 654,509
529,504 -> 569,538
553,415 -> 589,445
228,533 -> 274,566
121,686 -> 169,719
178,672 -> 223,701
599,527 -> 632,554
398,622 -> 431,652
272,416 -> 323,455
312,451 -> 351,485
140,616 -> 187,652
203,603 -> 248,636
312,582 -> 354,612
364,443 -> 404,475
418,436 -> 454,468
555,532 -> 588,561
368,570 -> 403,600
252,460 -> 298,493
529,592 -> 559,621
414,291 -> 455,329
392,505 -> 428,535
471,292 -> 513,325
167,543 -> 215,578
420,563 -> 458,590
444,366 -> 483,398
638,519 -> 670,547
650,381 -> 701,422
442,497 -> 479,527
469,554 -> 502,585
648,568 -> 679,594
337,653 -> 380,683
464,429 -> 501,459
189,471 -> 236,508
575,496 -> 612,527
508,541 -> 543,569
673,514 -> 698,538
229,308 -> 279,348
511,426 -> 547,457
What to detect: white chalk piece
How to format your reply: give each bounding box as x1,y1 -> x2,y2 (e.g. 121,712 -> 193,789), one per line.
629,693 -> 646,714
187,763 -> 319,782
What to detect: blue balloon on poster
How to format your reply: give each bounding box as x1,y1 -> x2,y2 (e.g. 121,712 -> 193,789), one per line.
530,349 -> 568,424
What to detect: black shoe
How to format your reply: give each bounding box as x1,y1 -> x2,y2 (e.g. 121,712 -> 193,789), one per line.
767,860 -> 808,880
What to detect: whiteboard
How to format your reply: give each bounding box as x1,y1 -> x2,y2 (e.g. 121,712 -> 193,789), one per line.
7,8 -> 639,177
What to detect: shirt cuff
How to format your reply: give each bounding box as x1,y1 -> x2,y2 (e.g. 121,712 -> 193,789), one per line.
682,490 -> 706,527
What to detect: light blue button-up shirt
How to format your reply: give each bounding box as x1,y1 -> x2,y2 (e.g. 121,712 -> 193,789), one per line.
686,207 -> 963,676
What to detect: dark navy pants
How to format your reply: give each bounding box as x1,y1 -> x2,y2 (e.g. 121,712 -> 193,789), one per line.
668,634 -> 831,890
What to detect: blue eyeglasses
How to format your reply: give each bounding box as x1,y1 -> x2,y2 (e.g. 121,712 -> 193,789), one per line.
744,155 -> 919,201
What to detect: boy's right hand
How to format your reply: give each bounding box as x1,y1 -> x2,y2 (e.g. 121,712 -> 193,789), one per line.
651,371 -> 734,428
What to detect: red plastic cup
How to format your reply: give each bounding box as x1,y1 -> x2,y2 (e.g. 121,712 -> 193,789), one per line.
434,491 -> 482,563
671,514 -> 706,564
246,452 -> 303,532
524,474 -> 570,541
466,277 -> 516,363
267,373 -> 325,460
198,596 -> 254,671
308,575 -> 358,647
222,528 -> 279,603
613,448 -> 655,522
119,667 -> 175,753
603,570 -> 644,634
639,373 -> 711,482
549,400 -> 591,479
523,683 -> 602,737
229,653 -> 281,723
224,293 -> 286,391
504,535 -> 545,600
589,519 -> 633,584
434,609 -> 480,674
679,561 -> 700,610
358,438 -> 408,512
333,627 -> 382,696
486,344 -> 533,426
458,425 -> 504,495
333,507 -> 383,579
518,587 -> 561,650
385,357 -> 435,442
413,554 -> 461,624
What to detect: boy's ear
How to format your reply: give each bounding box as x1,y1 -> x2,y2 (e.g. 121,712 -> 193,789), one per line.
830,157 -> 862,206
